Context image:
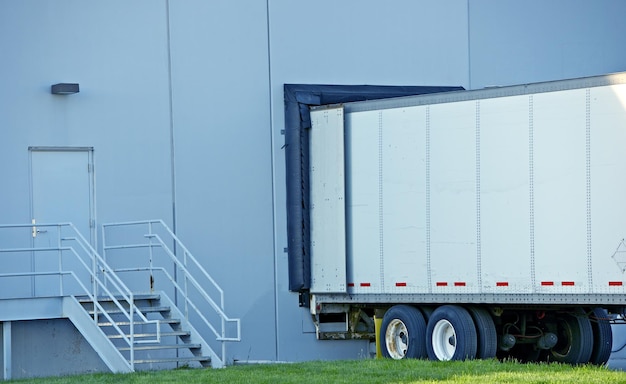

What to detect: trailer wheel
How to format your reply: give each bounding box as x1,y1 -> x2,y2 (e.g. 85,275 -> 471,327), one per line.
380,305 -> 427,359
549,309 -> 593,364
426,305 -> 477,361
589,307 -> 612,365
468,307 -> 497,359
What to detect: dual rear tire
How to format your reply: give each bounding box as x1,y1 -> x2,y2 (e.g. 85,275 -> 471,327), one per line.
379,305 -> 611,364
381,305 -> 496,361
426,305 -> 478,361
380,305 -> 427,359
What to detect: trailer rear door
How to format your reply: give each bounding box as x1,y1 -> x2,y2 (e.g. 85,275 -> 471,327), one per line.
309,106 -> 347,293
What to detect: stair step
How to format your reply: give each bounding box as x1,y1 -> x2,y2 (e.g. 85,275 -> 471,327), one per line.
108,330 -> 190,339
75,291 -> 222,369
98,318 -> 180,327
119,343 -> 201,351
76,293 -> 161,303
133,356 -> 211,365
86,306 -> 171,315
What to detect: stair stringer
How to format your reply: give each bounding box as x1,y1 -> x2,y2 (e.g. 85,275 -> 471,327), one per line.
63,296 -> 133,373
157,292 -> 224,368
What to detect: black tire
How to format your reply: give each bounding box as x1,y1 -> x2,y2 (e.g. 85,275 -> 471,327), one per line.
426,305 -> 477,361
380,305 -> 427,359
550,309 -> 593,364
420,306 -> 435,322
589,307 -> 612,365
468,307 -> 497,359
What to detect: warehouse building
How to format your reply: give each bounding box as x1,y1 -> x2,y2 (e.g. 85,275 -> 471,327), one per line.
1,0 -> 626,379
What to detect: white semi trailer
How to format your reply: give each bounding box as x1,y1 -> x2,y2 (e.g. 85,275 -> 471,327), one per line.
304,72 -> 626,365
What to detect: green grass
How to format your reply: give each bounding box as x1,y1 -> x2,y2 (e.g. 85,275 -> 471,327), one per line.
8,359 -> 626,384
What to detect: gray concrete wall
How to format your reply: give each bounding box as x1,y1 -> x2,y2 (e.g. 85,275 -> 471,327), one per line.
266,0 -> 469,361
469,0 -> 626,89
0,320 -> 109,379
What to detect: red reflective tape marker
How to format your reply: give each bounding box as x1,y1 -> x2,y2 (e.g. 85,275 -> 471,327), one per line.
360,282 -> 371,287
454,282 -> 466,287
541,281 -> 554,286
562,281 -> 575,286
496,282 -> 509,287
609,281 -> 623,286
347,283 -> 355,287
395,282 -> 407,287
436,282 -> 448,287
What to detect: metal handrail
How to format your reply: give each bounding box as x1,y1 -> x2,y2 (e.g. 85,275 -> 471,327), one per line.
0,268 -> 133,351
112,265 -> 241,341
0,223 -> 161,371
101,219 -> 241,364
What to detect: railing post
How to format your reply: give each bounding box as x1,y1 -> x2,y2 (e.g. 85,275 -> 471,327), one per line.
58,224 -> 63,296
222,340 -> 226,368
222,316 -> 227,364
92,226 -> 99,324
92,249 -> 99,326
148,222 -> 154,292
129,291 -> 135,370
101,224 -> 107,292
184,250 -> 189,320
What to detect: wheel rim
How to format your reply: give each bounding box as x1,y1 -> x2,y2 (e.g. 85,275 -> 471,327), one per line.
549,310 -> 593,364
385,319 -> 409,359
432,319 -> 457,361
552,317 -> 575,359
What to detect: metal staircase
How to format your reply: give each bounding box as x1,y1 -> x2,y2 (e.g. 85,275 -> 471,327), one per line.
0,220 -> 240,377
77,292 -> 214,369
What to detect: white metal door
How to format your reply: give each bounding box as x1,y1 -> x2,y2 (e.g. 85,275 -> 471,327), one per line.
30,148 -> 94,240
29,147 -> 95,295
309,107 -> 347,293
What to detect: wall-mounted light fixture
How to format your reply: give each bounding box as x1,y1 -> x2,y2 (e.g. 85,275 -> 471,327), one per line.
51,83 -> 80,95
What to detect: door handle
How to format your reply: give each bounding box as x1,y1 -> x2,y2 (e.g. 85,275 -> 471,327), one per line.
31,219 -> 47,237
